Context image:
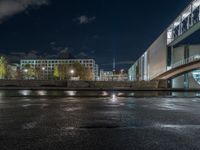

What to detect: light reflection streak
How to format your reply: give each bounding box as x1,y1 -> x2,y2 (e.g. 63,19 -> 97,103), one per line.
111,93 -> 117,102
19,90 -> 31,96
65,91 -> 77,96
117,92 -> 124,96
102,91 -> 109,96
37,90 -> 47,96
155,124 -> 200,130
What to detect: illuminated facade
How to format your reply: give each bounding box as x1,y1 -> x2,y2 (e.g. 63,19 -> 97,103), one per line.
20,59 -> 99,80
167,0 -> 200,45
128,0 -> 200,88
100,69 -> 128,81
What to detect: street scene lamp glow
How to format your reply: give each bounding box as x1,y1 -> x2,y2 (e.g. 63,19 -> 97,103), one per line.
70,69 -> 75,74
111,93 -> 117,102
24,69 -> 28,73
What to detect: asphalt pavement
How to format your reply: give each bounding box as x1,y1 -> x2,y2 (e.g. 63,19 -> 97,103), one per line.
0,93 -> 200,150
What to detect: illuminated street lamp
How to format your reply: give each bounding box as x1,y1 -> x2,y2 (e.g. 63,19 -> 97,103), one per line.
24,69 -> 28,73
24,69 -> 28,80
70,69 -> 75,80
70,70 -> 74,75
42,67 -> 45,80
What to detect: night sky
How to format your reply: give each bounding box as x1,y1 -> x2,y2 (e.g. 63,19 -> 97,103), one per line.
0,0 -> 191,70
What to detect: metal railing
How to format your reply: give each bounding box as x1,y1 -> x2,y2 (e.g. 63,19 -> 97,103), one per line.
171,54 -> 200,69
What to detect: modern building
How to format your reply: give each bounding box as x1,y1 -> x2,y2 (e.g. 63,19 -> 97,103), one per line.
128,64 -> 137,81
128,0 -> 200,89
20,59 -> 99,80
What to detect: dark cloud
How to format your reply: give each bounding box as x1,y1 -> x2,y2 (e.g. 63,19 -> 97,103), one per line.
0,0 -> 49,23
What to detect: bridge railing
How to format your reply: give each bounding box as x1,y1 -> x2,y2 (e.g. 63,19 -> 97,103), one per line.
171,54 -> 200,69
167,0 -> 200,45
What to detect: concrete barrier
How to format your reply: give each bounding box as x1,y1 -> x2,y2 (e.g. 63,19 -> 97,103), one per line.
0,80 -> 168,90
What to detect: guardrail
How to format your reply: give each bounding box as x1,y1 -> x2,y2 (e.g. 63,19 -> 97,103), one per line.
171,55 -> 200,69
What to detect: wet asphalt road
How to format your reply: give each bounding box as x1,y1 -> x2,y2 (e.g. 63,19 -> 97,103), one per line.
0,94 -> 200,150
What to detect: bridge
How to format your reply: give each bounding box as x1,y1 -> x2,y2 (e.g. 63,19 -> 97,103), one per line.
154,54 -> 200,80
128,0 -> 200,89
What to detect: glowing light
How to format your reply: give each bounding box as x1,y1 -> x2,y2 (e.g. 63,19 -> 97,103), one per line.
24,69 -> 28,73
117,92 -> 124,96
42,67 -> 45,71
19,90 -> 31,96
37,90 -> 47,96
111,93 -> 117,102
102,91 -> 108,96
65,91 -> 77,96
70,69 -> 75,74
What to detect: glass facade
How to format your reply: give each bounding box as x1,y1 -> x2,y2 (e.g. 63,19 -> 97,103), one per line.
192,70 -> 200,84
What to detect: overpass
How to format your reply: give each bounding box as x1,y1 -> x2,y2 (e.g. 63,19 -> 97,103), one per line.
154,54 -> 200,80
128,0 -> 200,88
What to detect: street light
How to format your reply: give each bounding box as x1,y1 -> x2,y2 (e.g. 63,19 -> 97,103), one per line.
24,69 -> 28,80
42,67 -> 45,80
24,69 -> 28,73
70,69 -> 75,80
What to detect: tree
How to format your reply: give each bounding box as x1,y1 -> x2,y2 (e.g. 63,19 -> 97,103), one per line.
72,62 -> 93,80
53,62 -> 94,81
35,67 -> 43,80
53,64 -> 69,80
53,65 -> 60,80
0,56 -> 8,79
24,64 -> 35,79
84,68 -> 93,81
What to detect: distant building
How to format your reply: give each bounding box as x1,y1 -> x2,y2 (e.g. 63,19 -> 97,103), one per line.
100,69 -> 128,81
100,70 -> 113,81
20,59 -> 99,80
128,64 -> 137,81
95,64 -> 99,80
7,63 -> 20,79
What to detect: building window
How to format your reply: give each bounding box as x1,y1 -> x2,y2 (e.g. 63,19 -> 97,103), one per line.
193,70 -> 200,85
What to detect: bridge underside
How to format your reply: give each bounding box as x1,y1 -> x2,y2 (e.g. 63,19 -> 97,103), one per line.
154,60 -> 200,80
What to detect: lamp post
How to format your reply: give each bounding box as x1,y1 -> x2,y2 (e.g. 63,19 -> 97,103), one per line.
70,69 -> 75,80
42,67 -> 45,80
24,69 -> 28,80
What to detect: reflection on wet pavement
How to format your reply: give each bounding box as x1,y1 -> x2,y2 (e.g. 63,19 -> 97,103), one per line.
0,91 -> 200,149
